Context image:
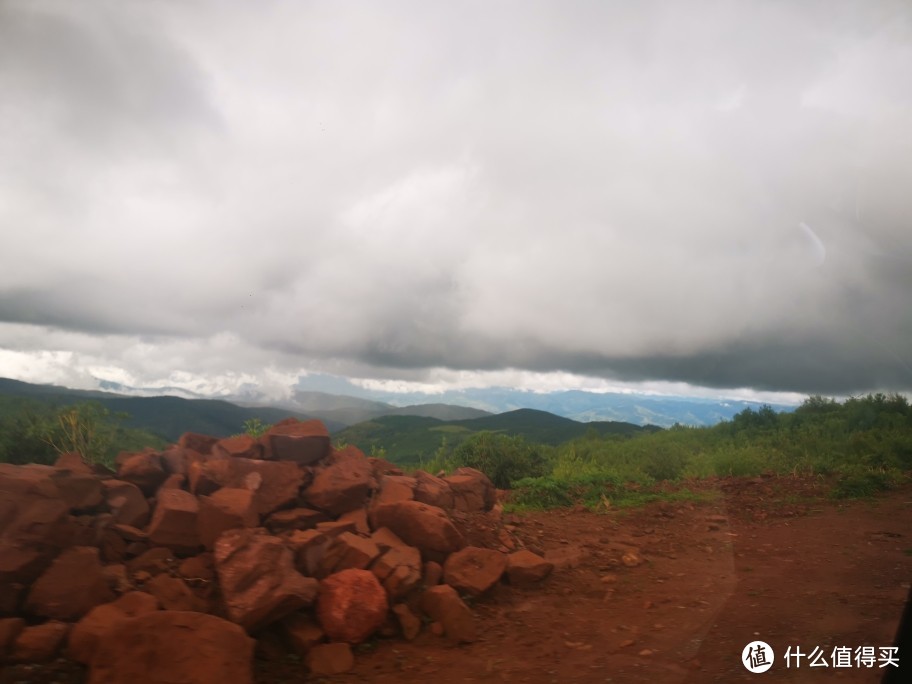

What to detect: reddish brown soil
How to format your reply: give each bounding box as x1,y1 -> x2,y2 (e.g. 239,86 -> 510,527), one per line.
263,476 -> 911,684
5,476 -> 910,683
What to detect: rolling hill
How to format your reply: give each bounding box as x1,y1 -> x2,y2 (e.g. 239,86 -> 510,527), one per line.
334,408 -> 658,463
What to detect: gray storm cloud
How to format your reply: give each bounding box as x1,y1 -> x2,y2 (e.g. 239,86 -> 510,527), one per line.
1,0 -> 911,396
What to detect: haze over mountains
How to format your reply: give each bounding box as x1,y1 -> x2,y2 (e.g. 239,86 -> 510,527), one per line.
92,375 -> 794,428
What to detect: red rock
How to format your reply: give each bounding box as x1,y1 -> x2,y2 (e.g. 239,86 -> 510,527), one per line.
443,546 -> 507,596
331,532 -> 381,572
368,457 -> 404,478
369,501 -> 465,557
8,621 -> 69,663
68,591 -> 159,665
306,642 -> 354,675
159,473 -> 186,490
144,574 -> 207,612
420,584 -> 476,643
370,526 -> 409,551
87,611 -> 254,684
372,544 -> 422,599
424,560 -> 443,586
215,528 -> 319,632
53,451 -> 94,475
159,446 -> 204,477
316,569 -> 388,644
147,489 -> 201,554
304,446 -> 374,515
117,452 -> 167,496
0,617 -> 25,658
102,563 -> 131,593
49,471 -> 104,510
287,529 -> 332,577
444,467 -> 495,512
191,456 -> 308,507
391,604 -> 421,640
262,419 -> 330,464
413,470 -> 455,509
187,456 -> 233,496
282,613 -> 324,655
373,475 -> 416,507
99,527 -> 127,563
315,519 -> 357,537
179,553 -> 215,582
197,488 -> 258,550
264,507 -> 328,533
102,479 -> 150,528
0,464 -> 74,585
178,432 -> 218,455
212,435 -> 263,460
337,507 -> 370,535
506,549 -> 554,584
25,546 -> 115,620
126,547 -> 174,577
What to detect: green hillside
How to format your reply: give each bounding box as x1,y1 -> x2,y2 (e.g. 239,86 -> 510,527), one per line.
334,408 -> 654,464
0,378 -> 340,442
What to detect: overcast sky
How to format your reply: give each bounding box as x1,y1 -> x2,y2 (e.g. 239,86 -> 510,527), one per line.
1,0 -> 911,403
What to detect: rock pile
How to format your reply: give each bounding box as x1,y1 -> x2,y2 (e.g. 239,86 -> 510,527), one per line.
0,418 -> 554,681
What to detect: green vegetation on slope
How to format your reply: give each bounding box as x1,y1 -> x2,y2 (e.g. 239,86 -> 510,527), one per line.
333,408 -> 654,466
425,394 -> 912,508
0,379 -> 338,442
0,398 -> 167,468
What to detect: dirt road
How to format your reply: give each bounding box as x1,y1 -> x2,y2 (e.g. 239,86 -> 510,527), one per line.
259,476 -> 911,683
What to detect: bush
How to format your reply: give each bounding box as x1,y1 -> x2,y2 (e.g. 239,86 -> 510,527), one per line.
444,432 -> 551,488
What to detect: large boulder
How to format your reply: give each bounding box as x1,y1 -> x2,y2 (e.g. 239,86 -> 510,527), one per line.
25,546 -> 115,620
87,611 -> 255,684
413,471 -> 455,509
212,435 -> 263,460
197,488 -> 258,550
159,446 -> 205,477
506,549 -> 554,584
0,464 -> 74,597
68,591 -> 159,665
420,584 -> 476,643
147,489 -> 201,554
316,569 -> 388,644
8,621 -> 69,663
49,470 -> 104,511
304,446 -> 374,516
371,543 -> 422,600
443,546 -> 507,596
117,452 -> 167,496
261,419 -> 330,464
0,617 -> 25,658
178,433 -> 218,455
372,475 -> 416,507
102,479 -> 150,528
369,501 -> 465,557
189,458 -> 304,517
214,528 -> 319,632
444,467 -> 495,512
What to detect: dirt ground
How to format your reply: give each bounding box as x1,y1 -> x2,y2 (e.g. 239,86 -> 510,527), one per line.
263,476 -> 912,684
5,476 -> 910,683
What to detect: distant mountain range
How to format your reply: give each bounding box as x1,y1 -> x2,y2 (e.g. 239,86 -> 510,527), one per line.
278,375 -> 797,428
19,375 -> 798,430
0,377 -> 797,465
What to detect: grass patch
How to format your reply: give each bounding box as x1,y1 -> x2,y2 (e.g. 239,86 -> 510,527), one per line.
506,474 -> 719,511
829,466 -> 906,499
